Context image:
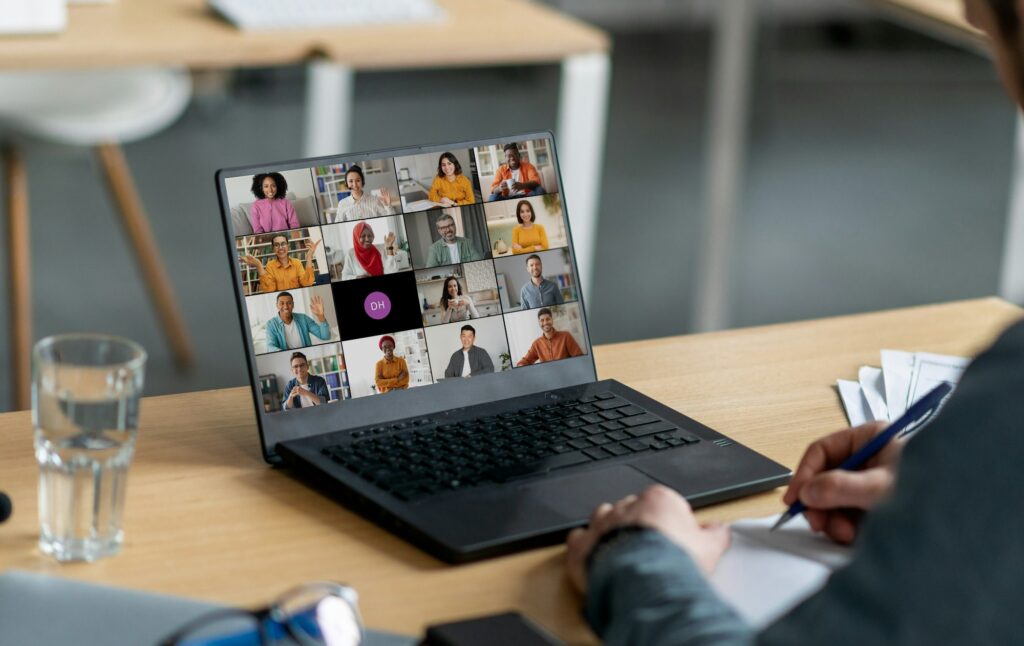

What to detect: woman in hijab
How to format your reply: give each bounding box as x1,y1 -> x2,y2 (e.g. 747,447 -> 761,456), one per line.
340,220 -> 410,280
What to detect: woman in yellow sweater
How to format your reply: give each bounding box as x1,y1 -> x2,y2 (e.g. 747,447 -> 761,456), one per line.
511,200 -> 549,254
428,152 -> 476,207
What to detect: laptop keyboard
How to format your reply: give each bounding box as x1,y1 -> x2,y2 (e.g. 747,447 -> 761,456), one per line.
319,392 -> 700,502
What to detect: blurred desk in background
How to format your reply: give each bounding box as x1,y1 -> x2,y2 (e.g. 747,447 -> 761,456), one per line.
0,297 -> 1018,642
0,0 -> 610,306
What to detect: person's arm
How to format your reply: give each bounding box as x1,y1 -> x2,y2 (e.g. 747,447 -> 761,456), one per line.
301,315 -> 331,343
394,358 -> 410,389
426,243 -> 443,268
465,295 -> 480,319
490,168 -> 505,194
520,285 -> 533,310
457,175 -> 475,205
374,360 -> 387,392
284,200 -> 299,230
512,226 -> 523,252
565,332 -> 584,357
428,177 -> 444,204
440,303 -> 453,324
250,201 -> 267,233
266,319 -> 284,353
537,224 -> 549,251
477,348 -> 494,374
462,240 -> 482,262
444,353 -> 460,379
311,377 -> 329,404
553,283 -> 564,305
341,251 -> 359,281
586,530 -> 753,646
517,340 -> 539,366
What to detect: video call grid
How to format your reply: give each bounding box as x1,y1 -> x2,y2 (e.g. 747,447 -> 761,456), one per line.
228,142 -> 588,410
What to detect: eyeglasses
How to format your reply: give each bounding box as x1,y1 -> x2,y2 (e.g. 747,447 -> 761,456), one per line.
159,582 -> 362,646
273,241 -> 291,248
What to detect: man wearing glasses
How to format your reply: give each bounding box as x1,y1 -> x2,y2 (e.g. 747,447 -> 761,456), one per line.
241,233 -> 321,292
282,351 -> 329,410
426,212 -> 483,267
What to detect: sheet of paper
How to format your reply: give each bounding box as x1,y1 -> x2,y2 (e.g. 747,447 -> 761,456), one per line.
710,516 -> 852,628
837,380 -> 872,427
907,353 -> 968,404
881,349 -> 915,420
858,366 -> 889,422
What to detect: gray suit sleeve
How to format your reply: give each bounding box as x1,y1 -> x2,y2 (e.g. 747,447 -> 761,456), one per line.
586,530 -> 753,646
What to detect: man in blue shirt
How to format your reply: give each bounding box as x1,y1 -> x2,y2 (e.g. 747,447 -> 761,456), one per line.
565,2 -> 1024,643
281,351 -> 330,410
266,291 -> 331,353
519,254 -> 563,309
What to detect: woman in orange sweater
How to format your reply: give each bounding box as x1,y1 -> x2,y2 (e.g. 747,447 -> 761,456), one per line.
428,152 -> 476,207
511,200 -> 549,254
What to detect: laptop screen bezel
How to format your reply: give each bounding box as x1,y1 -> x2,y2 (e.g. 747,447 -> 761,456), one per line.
215,132 -> 598,463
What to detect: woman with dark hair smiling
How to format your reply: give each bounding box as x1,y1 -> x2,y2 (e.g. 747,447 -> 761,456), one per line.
249,172 -> 299,233
428,152 -> 476,207
511,199 -> 548,254
439,276 -> 479,324
333,165 -> 395,222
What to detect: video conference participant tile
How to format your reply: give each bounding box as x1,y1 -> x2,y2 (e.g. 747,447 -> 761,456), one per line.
504,302 -> 589,369
223,168 -> 320,235
484,193 -> 568,256
246,285 -> 340,355
255,342 -> 346,413
342,329 -> 433,398
331,271 -> 421,342
492,248 -> 577,312
423,317 -> 511,382
393,148 -> 483,213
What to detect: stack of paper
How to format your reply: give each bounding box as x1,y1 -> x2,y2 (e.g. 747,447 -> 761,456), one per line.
836,350 -> 968,427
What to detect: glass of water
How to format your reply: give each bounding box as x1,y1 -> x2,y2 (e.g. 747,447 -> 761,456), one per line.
32,334 -> 146,562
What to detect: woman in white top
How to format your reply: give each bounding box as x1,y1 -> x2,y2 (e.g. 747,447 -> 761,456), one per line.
341,221 -> 409,280
333,164 -> 396,222
440,276 -> 479,323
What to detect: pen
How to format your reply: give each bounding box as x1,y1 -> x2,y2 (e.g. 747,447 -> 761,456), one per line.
770,380 -> 954,532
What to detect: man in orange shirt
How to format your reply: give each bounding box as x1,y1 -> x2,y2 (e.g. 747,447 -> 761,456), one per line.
517,308 -> 584,366
488,143 -> 545,201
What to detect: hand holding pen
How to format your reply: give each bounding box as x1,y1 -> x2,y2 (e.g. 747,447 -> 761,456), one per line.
773,382 -> 953,544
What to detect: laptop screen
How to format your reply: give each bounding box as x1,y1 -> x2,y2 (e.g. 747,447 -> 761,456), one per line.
217,134 -> 596,461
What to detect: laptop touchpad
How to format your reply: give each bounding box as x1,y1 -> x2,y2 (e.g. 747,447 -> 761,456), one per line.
533,464 -> 661,521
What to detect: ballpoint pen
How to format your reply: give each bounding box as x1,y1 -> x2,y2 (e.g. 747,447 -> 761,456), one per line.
770,380 -> 954,532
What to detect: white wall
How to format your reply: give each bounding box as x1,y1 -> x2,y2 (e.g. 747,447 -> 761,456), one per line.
505,302 -> 588,366
424,316 -> 511,380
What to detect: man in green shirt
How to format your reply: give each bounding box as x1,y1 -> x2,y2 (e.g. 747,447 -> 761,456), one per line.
426,212 -> 483,267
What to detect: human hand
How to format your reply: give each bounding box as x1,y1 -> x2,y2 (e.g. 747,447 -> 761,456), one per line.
378,187 -> 392,207
511,243 -> 523,251
385,231 -> 396,249
289,386 -> 301,401
511,181 -> 525,192
241,254 -> 262,269
565,485 -> 730,595
440,197 -> 455,207
783,421 -> 902,544
310,295 -> 325,321
305,239 -> 321,256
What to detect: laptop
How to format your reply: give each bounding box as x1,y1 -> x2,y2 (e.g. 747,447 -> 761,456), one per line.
215,132 -> 790,563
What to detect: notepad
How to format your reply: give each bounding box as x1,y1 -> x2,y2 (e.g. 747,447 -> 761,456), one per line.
710,516 -> 852,628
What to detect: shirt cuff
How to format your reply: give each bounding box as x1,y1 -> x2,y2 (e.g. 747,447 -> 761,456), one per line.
585,528 -> 752,646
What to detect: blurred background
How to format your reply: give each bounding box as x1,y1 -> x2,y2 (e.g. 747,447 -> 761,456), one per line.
0,0 -> 1013,412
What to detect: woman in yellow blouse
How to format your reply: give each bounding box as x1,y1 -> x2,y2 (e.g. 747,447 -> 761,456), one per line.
374,335 -> 409,393
428,152 -> 476,207
511,200 -> 549,254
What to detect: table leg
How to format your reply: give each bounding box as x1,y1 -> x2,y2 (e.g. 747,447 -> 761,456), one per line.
5,145 -> 31,410
1000,113 -> 1024,304
557,52 -> 612,306
97,143 -> 194,370
304,60 -> 355,158
693,0 -> 758,332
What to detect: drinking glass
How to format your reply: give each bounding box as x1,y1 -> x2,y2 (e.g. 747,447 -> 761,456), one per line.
32,334 -> 146,562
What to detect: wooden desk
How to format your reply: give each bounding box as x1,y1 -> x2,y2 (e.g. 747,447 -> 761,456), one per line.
0,298 -> 1018,642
